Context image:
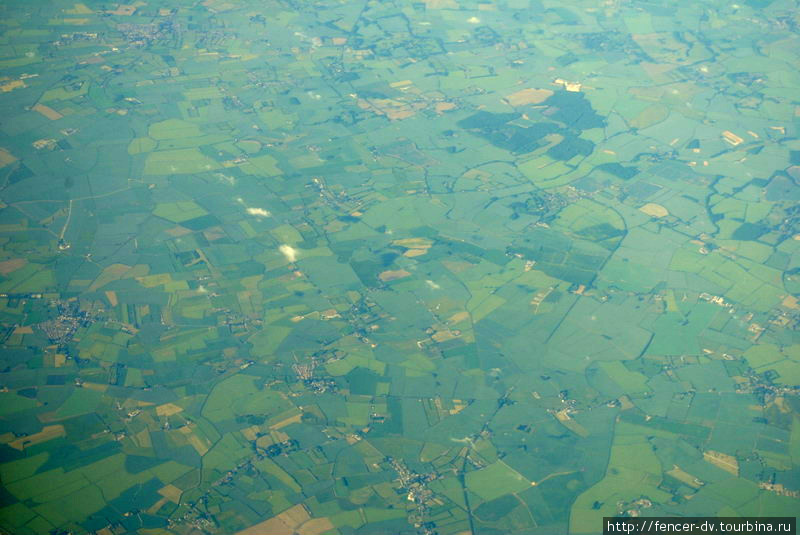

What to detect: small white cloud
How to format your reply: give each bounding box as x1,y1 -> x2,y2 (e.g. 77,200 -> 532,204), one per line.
279,244 -> 297,263
467,16 -> 480,24
246,207 -> 271,217
426,280 -> 441,290
215,173 -> 235,185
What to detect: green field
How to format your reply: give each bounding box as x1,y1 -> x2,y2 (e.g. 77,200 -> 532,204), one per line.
0,0 -> 798,534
